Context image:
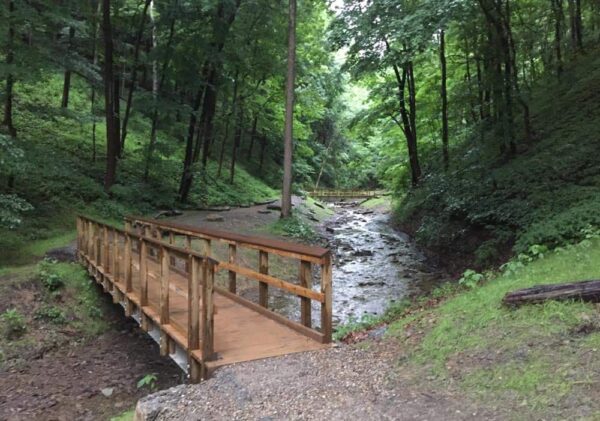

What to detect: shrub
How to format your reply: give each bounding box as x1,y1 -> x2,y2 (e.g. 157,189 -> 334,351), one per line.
34,305 -> 66,324
38,260 -> 65,291
1,309 -> 27,340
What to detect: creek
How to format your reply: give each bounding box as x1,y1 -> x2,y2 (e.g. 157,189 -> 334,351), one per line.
271,201 -> 445,327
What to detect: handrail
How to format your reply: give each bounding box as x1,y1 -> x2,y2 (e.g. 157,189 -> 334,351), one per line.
125,215 -> 330,263
125,215 -> 333,343
307,189 -> 388,198
76,215 -> 217,381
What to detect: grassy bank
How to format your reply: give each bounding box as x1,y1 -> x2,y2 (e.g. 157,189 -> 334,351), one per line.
340,233 -> 600,419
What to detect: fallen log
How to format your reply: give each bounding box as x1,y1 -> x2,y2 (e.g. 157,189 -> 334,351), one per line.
503,279 -> 600,307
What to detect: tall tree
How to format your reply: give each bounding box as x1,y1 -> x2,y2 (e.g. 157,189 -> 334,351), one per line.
281,0 -> 296,218
102,0 -> 120,191
440,29 -> 449,170
61,26 -> 76,109
2,0 -> 17,137
120,0 -> 152,151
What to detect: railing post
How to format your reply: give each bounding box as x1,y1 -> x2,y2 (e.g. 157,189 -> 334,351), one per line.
188,255 -> 201,382
299,260 -> 312,328
139,237 -> 149,331
259,251 -> 269,308
124,232 -> 132,293
102,226 -> 109,272
86,221 -> 93,259
201,258 -> 215,363
320,254 -> 332,343
159,246 -> 170,356
111,229 -> 118,280
184,235 -> 192,273
228,244 -> 237,293
201,238 -> 211,257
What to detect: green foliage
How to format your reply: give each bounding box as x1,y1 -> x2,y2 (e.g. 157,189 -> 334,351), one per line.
34,305 -> 66,324
396,49 -> 600,266
269,215 -> 316,241
137,373 -> 158,390
457,269 -> 484,289
38,260 -> 65,291
1,309 -> 27,340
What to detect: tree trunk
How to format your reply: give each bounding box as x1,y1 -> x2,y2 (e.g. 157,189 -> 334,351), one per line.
114,68 -> 122,157
144,4 -> 176,181
218,75 -> 238,178
102,0 -> 119,191
2,0 -> 17,137
575,0 -> 583,50
229,102 -> 243,184
440,29 -> 449,170
61,26 -> 76,109
91,0 -> 101,162
178,88 -> 205,202
121,0 -> 152,152
281,0 -> 296,218
259,136 -> 267,172
246,114 -> 258,160
503,279 -> 600,307
551,0 -> 564,78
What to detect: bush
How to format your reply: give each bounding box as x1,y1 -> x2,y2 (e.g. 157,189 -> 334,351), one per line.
34,305 -> 66,324
38,261 -> 65,291
1,309 -> 27,340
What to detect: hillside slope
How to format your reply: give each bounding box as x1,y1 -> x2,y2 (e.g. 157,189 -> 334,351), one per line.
0,75 -> 277,264
397,49 -> 600,270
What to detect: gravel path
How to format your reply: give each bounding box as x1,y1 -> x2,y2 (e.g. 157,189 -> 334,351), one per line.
135,337 -> 497,420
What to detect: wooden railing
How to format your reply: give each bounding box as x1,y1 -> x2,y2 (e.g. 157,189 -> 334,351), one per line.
76,215 -> 217,381
308,189 -> 387,198
125,215 -> 333,343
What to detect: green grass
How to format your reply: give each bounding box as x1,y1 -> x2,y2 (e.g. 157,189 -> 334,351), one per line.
360,196 -> 390,209
110,410 -> 135,421
389,237 -> 600,417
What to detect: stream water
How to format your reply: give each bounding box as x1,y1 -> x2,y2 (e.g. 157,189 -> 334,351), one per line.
325,203 -> 444,325
271,202 -> 445,327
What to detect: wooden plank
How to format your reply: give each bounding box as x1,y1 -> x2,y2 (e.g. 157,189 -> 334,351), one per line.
188,255 -> 201,382
299,260 -> 312,328
218,261 -> 325,302
228,244 -> 237,293
320,255 -> 333,343
202,259 -> 215,361
259,251 -> 268,308
188,256 -> 200,351
159,246 -> 171,357
215,286 -> 326,343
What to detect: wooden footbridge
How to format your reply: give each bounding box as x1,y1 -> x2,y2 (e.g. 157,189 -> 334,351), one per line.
308,189 -> 388,199
76,215 -> 332,382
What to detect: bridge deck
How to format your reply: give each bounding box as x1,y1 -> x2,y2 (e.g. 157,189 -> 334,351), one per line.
77,216 -> 332,381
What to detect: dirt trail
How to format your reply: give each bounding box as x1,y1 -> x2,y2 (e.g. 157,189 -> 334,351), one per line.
135,336 -> 498,420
